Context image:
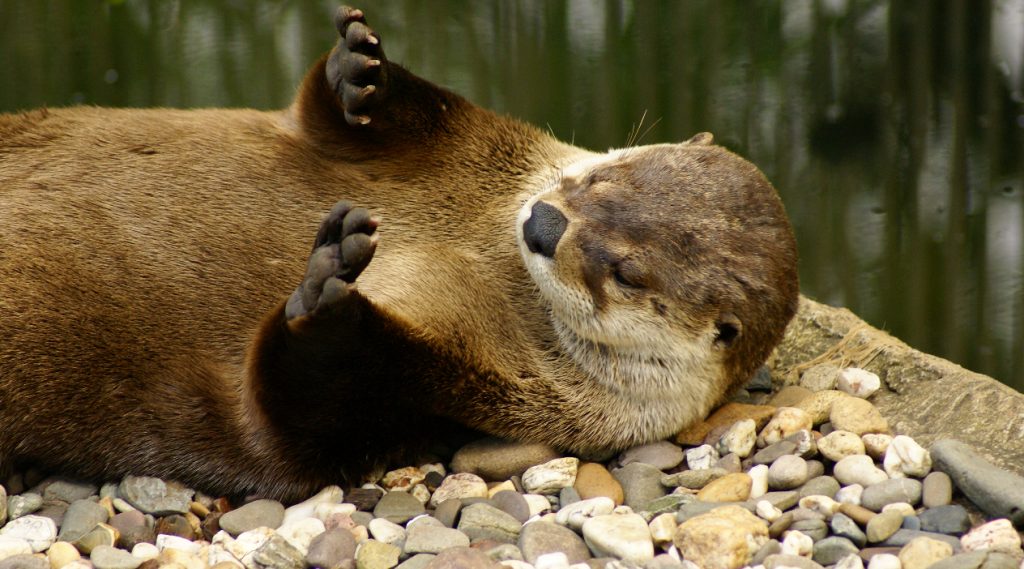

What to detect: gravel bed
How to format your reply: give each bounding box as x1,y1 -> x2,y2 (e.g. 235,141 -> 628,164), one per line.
1,365 -> 1022,569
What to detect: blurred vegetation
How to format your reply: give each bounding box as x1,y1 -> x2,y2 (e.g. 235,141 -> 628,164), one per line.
1,0 -> 1022,390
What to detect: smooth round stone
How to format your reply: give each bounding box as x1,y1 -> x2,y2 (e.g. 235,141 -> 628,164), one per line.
423,546 -> 494,569
813,536 -> 860,566
836,484 -> 865,506
831,513 -> 867,547
749,465 -> 770,499
305,527 -> 356,569
959,519 -> 1021,555
782,530 -> 814,556
0,515 -> 56,553
611,463 -> 666,510
834,455 -> 889,487
884,436 -> 932,479
518,521 -> 591,565
684,445 -> 719,470
451,437 -> 559,481
582,513 -> 654,563
374,491 -> 426,525
761,491 -> 800,511
0,554 -> 47,569
716,420 -> 757,459
830,397 -> 888,435
799,364 -> 841,392
867,553 -> 903,569
218,499 -> 285,536
282,485 -> 344,525
697,473 -> 751,502
919,505 -> 971,536
558,486 -> 580,507
764,553 -> 825,569
898,536 -> 954,569
6,494 -> 42,520
753,441 -> 798,466
47,540 -> 82,568
928,551 -> 1021,569
716,453 -> 741,473
931,439 -> 1024,527
862,434 -> 893,460
867,511 -> 905,543
922,472 -> 953,508
522,458 -> 578,495
800,476 -> 841,500
902,515 -> 922,531
154,514 -> 193,540
769,512 -> 794,539
457,503 -> 521,544
130,542 -> 159,561
861,478 -> 922,511
649,513 -> 678,546
837,368 -> 881,398
402,525 -> 469,555
752,539 -> 783,565
818,431 -> 867,462
41,480 -> 98,504
368,518 -> 406,549
839,503 -> 877,526
574,463 -> 623,505
54,499 -> 108,542
790,519 -> 829,542
355,538 -> 401,569
661,468 -> 728,490
73,522 -> 118,554
489,491 -> 529,524
429,473 -> 488,508
756,500 -> 784,522
768,455 -> 809,490
396,554 -> 436,569
618,441 -> 685,470
431,499 -> 462,528
0,536 -> 31,560
107,510 -> 152,550
554,497 -> 615,531
89,545 -> 142,569
117,477 -> 192,516
759,408 -> 813,446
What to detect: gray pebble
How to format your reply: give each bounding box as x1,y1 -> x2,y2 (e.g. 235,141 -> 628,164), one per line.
89,544 -> 142,569
764,554 -> 825,569
517,520 -> 591,565
0,554 -> 48,569
432,499 -> 462,528
879,529 -> 962,551
645,554 -> 685,569
791,507 -> 826,522
716,453 -> 742,473
812,536 -> 859,566
483,543 -> 523,562
57,499 -> 109,542
800,476 -> 841,499
253,533 -> 305,569
117,476 -> 192,516
752,539 -> 783,566
41,479 -> 98,503
396,554 -> 436,569
919,504 -> 971,535
790,519 -> 829,541
923,471 -> 954,508
351,511 -> 373,527
611,463 -> 666,510
753,441 -> 798,465
457,503 -> 521,543
559,486 -> 581,508
107,510 -> 153,550
930,438 -> 1024,527
218,499 -> 285,536
830,512 -> 867,547
306,527 -> 357,569
618,441 -> 684,471
403,525 -> 470,555
805,460 -> 826,480
491,491 -> 529,524
860,478 -> 922,511
661,468 -> 727,490
759,491 -> 800,511
768,455 -> 809,490
901,515 -> 921,531
373,491 -> 425,525
928,551 -> 1020,569
7,494 -> 43,519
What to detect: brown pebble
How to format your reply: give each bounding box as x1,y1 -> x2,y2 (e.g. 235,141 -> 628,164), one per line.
858,546 -> 901,561
768,511 -> 794,539
921,471 -> 953,508
190,501 -> 210,518
213,497 -> 232,514
201,512 -> 222,541
839,503 -> 876,526
697,473 -> 752,502
675,402 -> 777,446
347,488 -> 384,511
769,385 -> 814,408
155,514 -> 194,540
574,463 -> 624,505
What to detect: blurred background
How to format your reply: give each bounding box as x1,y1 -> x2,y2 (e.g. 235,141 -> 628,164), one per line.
1,0 -> 1022,391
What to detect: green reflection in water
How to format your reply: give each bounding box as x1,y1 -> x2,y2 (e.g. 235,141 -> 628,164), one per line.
2,0 -> 1022,390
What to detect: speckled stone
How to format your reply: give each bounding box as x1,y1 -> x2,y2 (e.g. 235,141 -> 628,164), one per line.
830,397 -> 888,435
898,536 -> 954,569
675,403 -> 777,446
675,505 -> 768,569
355,538 -> 401,569
306,527 -> 356,569
521,459 -> 579,496
697,473 -> 752,503
867,511 -> 905,543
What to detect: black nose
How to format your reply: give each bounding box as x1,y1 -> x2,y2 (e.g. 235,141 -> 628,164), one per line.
523,201 -> 567,258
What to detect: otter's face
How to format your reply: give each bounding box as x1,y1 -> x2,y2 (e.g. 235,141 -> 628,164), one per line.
516,136 -> 799,402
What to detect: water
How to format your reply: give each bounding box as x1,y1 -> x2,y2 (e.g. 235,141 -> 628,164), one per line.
2,0 -> 1022,390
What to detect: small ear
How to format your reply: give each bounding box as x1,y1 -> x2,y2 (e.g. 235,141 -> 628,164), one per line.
714,312 -> 742,348
685,132 -> 714,146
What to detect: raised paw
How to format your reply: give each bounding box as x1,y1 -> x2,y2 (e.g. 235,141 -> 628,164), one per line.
325,6 -> 388,126
285,201 -> 379,321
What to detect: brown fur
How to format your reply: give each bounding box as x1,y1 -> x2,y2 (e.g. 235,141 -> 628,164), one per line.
0,9 -> 797,501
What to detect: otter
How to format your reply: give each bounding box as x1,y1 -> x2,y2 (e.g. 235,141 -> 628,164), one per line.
0,7 -> 798,501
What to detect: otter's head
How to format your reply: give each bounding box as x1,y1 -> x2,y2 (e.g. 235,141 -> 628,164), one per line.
517,133 -> 799,405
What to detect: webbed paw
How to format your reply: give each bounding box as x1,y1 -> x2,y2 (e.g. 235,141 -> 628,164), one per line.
325,6 -> 388,126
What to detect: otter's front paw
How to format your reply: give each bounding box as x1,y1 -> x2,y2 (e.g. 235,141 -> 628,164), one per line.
326,6 -> 388,126
286,201 -> 378,321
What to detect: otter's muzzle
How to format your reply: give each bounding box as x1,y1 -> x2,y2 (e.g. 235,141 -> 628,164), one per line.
523,201 -> 568,258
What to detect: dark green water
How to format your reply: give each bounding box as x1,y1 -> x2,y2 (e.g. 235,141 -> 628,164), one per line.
2,1 -> 1023,390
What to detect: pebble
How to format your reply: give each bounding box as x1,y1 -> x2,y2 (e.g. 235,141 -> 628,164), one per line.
521,459 -> 578,495
674,505 -> 768,569
0,554 -> 47,569
782,530 -> 814,556
684,445 -> 719,470
41,480 -> 98,504
793,390 -> 848,425
800,364 -> 841,392
757,500 -> 784,522
867,511 -> 906,543
716,420 -> 758,459
346,488 -> 383,511
217,499 -> 284,536
6,495 -> 42,520
553,498 -> 615,531
696,473 -> 751,502
819,431 -> 868,462
0,515 -> 56,553
814,536 -> 861,565
369,518 -> 407,550
661,468 -> 727,490
618,441 -> 684,470
610,463 -> 665,510
836,484 -> 865,506
759,408 -> 813,446
898,536 -> 953,569
862,434 -> 894,460
130,542 -> 158,561
117,477 -> 192,516
72,522 -> 118,554
791,518 -> 830,541
429,473 -> 489,508
403,525 -> 469,555
558,486 -> 580,507
866,553 -> 901,569
491,491 -> 530,524
648,513 -> 677,546
837,368 -> 881,399
834,455 -> 890,487
832,512 -> 868,547
90,545 -> 142,569
282,485 -> 344,525
749,464 -> 769,499
928,551 -> 1021,569
375,491 -> 427,524
800,476 -> 841,500
959,519 -> 1021,556
881,529 -> 962,550
800,495 -> 841,518
753,440 -> 799,466
107,510 -> 152,550
306,527 -> 356,569
675,402 -> 776,446
930,439 -> 1024,527
921,472 -> 953,509
47,541 -> 81,568
423,546 -> 494,569
355,538 -> 401,569
918,505 -> 971,536
451,438 -> 559,481
517,521 -> 590,565
396,554 -> 435,569
883,436 -> 932,479
572,464 -> 622,505
581,514 -> 654,563
861,479 -> 922,512
457,503 -> 521,544
830,397 -> 889,435
764,553 -> 825,569
0,536 -> 31,561
768,455 -> 809,490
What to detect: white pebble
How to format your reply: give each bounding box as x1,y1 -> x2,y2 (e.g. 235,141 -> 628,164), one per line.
960,518 -> 1022,555
755,500 -> 783,522
368,518 -> 406,547
430,472 -> 489,506
834,455 -> 889,487
835,484 -> 864,506
500,561 -> 534,569
536,552 -> 570,569
131,542 -> 160,561
717,419 -> 757,458
313,502 -> 356,522
837,367 -> 881,398
799,495 -> 840,518
649,513 -> 677,545
836,553 -> 866,569
156,533 -> 202,555
581,514 -> 655,563
0,515 -> 56,553
207,543 -> 242,567
759,408 -> 813,446
523,494 -> 552,517
748,464 -> 769,499
883,435 -> 932,478
554,497 -> 615,531
867,553 -> 902,569
282,485 -> 344,525
411,483 -> 431,504
113,498 -> 137,513
818,430 -> 867,462
522,458 -> 579,495
781,530 -> 813,556
0,536 -> 32,560
862,434 -> 893,460
685,445 -> 719,470
277,517 -> 327,555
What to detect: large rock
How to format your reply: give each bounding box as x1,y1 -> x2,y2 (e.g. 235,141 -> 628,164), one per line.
773,297 -> 1024,477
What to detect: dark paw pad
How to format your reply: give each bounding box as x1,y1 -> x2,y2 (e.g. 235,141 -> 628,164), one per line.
326,6 -> 387,126
286,201 -> 379,320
